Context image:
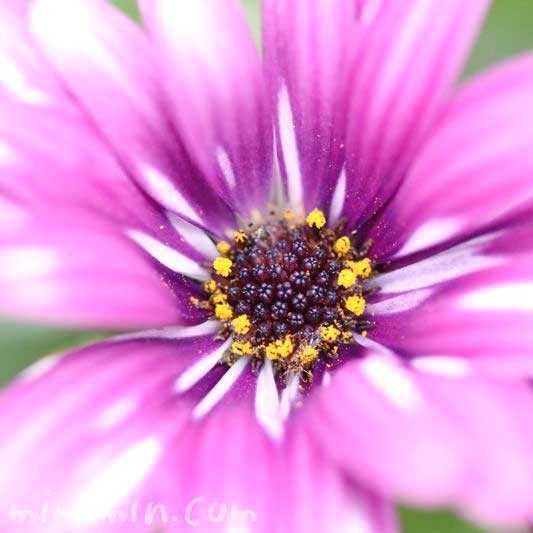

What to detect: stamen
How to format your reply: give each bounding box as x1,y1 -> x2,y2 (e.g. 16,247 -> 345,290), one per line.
213,256 -> 232,277
306,208 -> 326,229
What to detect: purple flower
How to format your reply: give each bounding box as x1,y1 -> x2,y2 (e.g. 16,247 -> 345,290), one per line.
0,0 -> 532,531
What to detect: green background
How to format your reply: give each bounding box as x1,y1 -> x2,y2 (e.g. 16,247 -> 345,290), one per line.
2,1 -> 533,531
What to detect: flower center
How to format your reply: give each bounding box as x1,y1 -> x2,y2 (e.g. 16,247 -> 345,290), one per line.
192,209 -> 374,382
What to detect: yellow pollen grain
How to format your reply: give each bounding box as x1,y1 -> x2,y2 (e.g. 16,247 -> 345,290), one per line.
334,236 -> 351,255
342,331 -> 353,340
338,269 -> 356,288
213,257 -> 232,277
234,231 -> 248,243
345,295 -> 366,316
204,280 -> 217,293
300,345 -> 319,365
361,330 -> 368,337
232,314 -> 251,335
189,296 -> 200,306
216,240 -> 231,255
232,340 -> 254,356
215,303 -> 233,321
320,325 -> 341,343
212,292 -> 228,305
265,343 -> 280,360
347,258 -> 372,279
275,335 -> 295,358
306,208 -> 326,229
285,209 -> 294,220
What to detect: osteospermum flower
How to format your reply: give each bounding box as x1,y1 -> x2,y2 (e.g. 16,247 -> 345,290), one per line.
1,0 -> 533,531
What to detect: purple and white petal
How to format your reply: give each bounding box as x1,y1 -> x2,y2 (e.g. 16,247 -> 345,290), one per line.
140,0 -> 273,218
30,0 -> 235,235
341,0 -> 488,229
371,54 -> 533,259
0,210 -> 204,329
262,0 -> 357,215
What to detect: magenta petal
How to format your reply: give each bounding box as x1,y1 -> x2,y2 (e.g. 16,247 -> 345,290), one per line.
141,0 -> 273,217
262,0 -> 357,213
371,53 -> 533,259
0,335 -> 396,532
368,225 -> 533,379
29,0 -> 235,234
342,0 -> 488,229
0,210 -> 202,328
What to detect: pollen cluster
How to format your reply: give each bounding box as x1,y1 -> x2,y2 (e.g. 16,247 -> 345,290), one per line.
192,209 -> 373,382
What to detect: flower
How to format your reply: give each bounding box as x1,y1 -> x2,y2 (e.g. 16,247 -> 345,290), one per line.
0,0 -> 533,531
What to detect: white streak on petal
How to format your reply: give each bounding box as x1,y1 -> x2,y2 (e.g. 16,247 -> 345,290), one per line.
361,355 -> 422,411
395,218 -> 463,258
0,54 -> 50,106
278,85 -> 303,212
322,371 -> 332,388
96,397 -> 137,430
175,337 -> 231,394
280,372 -> 300,419
0,141 -> 16,165
370,232 -> 505,294
0,247 -> 59,280
128,229 -> 208,280
113,320 -> 219,342
168,212 -> 217,259
328,168 -> 347,224
255,359 -> 283,440
461,282 -> 533,311
68,438 -> 162,527
18,354 -> 61,383
412,356 -> 471,377
216,147 -> 237,189
366,288 -> 433,315
139,164 -> 201,224
193,357 -> 249,419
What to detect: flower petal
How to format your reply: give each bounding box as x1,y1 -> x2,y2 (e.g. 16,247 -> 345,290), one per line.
371,53 -> 533,259
308,348 -> 533,525
140,0 -> 273,218
30,0 -> 235,234
368,224 -> 533,379
342,0 -> 488,229
0,335 -> 396,532
262,0 -> 357,214
0,210 -> 203,328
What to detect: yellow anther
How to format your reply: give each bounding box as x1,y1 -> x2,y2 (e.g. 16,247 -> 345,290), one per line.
342,331 -> 353,340
216,241 -> 231,254
275,335 -> 295,358
334,236 -> 351,256
234,231 -> 248,243
212,292 -> 228,305
232,314 -> 251,335
338,268 -> 356,288
189,296 -> 200,306
300,345 -> 319,365
361,330 -> 368,337
285,209 -> 294,220
232,340 -> 254,356
265,343 -> 280,360
306,208 -> 326,229
214,303 -> 233,321
213,257 -> 232,277
320,325 -> 341,343
204,280 -> 217,293
345,295 -> 366,316
347,258 -> 372,279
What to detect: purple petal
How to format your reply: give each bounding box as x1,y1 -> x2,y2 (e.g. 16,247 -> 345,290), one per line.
0,210 -> 204,328
140,0 -> 273,217
0,333 -> 396,532
307,349 -> 533,525
30,0 -> 235,235
262,0 -> 357,214
341,0 -> 488,229
369,53 -> 533,258
367,224 -> 533,380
